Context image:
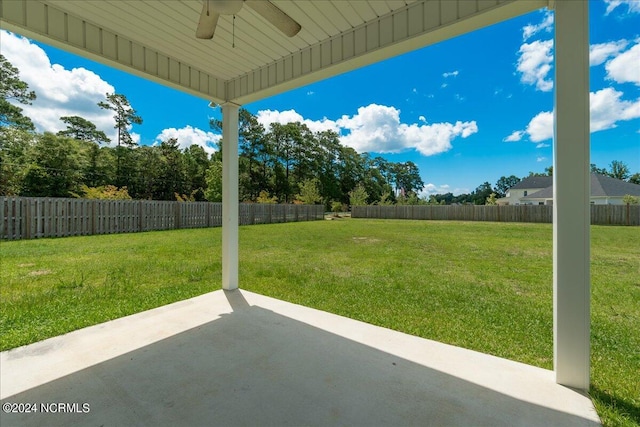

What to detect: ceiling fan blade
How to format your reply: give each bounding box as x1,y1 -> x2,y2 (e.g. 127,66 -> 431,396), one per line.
245,1 -> 301,37
196,2 -> 220,39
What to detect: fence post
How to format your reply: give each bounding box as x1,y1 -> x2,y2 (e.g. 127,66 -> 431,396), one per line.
89,200 -> 94,235
175,202 -> 181,229
23,198 -> 31,239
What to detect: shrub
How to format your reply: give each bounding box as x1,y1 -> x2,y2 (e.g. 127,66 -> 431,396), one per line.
257,190 -> 278,204
74,185 -> 131,200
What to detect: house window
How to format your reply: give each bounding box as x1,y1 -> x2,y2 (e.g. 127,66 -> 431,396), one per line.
524,191 -> 528,196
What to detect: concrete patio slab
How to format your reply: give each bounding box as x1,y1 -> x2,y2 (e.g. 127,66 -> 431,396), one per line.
1,290 -> 600,426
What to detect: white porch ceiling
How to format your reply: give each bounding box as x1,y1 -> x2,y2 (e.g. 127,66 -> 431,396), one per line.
0,0 -> 547,105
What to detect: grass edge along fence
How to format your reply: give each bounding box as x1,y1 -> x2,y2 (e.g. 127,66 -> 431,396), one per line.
352,204 -> 640,226
1,197 -> 324,240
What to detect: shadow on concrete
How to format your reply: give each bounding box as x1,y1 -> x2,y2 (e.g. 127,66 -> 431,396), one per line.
1,293 -> 599,426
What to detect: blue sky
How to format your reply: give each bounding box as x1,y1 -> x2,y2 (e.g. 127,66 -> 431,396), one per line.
1,0 -> 639,196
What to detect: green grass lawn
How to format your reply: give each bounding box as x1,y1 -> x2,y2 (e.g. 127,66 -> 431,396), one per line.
1,219 -> 638,426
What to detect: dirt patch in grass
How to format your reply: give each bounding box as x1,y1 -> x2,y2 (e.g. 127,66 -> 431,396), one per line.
28,270 -> 52,277
351,237 -> 380,243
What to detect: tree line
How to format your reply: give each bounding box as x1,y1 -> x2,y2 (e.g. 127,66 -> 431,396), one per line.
1,54 -> 638,207
0,54 -> 425,207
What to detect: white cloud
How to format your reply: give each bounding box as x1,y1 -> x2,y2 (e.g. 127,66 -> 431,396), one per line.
337,104 -> 478,156
443,70 -> 459,78
517,39 -> 554,92
522,11 -> 554,41
590,40 -> 629,66
420,184 -> 450,197
590,87 -> 640,131
503,131 -> 524,142
256,105 -> 477,157
536,156 -> 547,162
536,143 -> 551,148
419,184 -> 469,197
424,183 -> 449,192
154,126 -> 220,154
526,111 -> 554,142
604,0 -> 640,14
0,30 -> 117,141
505,88 -> 640,142
130,132 -> 141,146
605,42 -> 640,85
256,109 -> 340,134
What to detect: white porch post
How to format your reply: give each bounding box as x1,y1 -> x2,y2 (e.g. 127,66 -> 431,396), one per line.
553,0 -> 590,390
221,102 -> 240,290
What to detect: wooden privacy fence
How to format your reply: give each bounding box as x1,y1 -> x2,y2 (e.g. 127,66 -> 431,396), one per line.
352,204 -> 640,226
0,197 -> 324,240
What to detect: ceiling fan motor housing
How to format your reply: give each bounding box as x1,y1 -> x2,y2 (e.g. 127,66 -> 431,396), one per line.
211,0 -> 243,15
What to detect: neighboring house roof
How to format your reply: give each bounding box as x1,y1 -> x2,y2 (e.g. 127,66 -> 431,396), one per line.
510,176 -> 553,190
521,174 -> 640,200
522,186 -> 553,200
591,173 -> 640,197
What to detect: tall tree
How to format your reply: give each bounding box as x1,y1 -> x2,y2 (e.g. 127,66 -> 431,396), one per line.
392,161 -> 424,196
133,145 -> 163,199
0,127 -> 36,195
472,182 -> 494,205
269,122 -> 302,202
0,54 -> 36,131
314,130 -> 342,206
58,115 -> 110,145
183,145 -> 211,200
157,138 -> 186,200
494,175 -> 521,198
204,159 -> 223,202
210,108 -> 269,201
360,153 -> 393,204
590,163 -> 608,175
97,93 -> 142,148
98,93 -> 142,188
21,133 -> 84,197
337,146 -> 366,204
608,160 -> 630,181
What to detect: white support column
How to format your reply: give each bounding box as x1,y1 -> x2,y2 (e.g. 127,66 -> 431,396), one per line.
221,102 -> 240,290
553,0 -> 590,390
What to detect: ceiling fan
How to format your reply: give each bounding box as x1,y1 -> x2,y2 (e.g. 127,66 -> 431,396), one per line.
196,0 -> 301,40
